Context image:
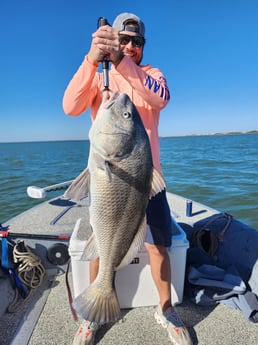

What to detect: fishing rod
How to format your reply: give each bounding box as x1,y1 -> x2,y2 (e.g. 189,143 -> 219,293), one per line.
0,224 -> 70,241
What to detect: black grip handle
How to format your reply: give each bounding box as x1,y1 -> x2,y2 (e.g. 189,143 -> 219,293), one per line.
98,17 -> 109,27
97,17 -> 110,90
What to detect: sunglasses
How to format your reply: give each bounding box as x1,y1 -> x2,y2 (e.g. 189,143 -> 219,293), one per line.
119,34 -> 145,48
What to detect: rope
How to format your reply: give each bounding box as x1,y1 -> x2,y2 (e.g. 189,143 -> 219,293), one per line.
191,213 -> 233,258
198,212 -> 233,242
8,240 -> 46,312
13,241 -> 45,288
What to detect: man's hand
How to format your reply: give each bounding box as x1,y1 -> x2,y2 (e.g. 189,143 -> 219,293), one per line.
88,26 -> 123,66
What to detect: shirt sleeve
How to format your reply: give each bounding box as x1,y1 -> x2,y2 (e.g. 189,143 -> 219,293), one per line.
115,56 -> 170,110
62,55 -> 101,116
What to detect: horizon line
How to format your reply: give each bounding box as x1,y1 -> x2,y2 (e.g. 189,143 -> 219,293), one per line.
1,130 -> 257,144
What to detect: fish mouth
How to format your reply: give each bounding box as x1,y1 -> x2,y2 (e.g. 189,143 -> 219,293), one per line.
102,92 -> 120,110
102,92 -> 131,113
99,130 -> 130,136
105,100 -> 116,110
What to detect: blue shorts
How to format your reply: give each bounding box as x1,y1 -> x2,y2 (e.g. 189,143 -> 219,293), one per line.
145,190 -> 172,247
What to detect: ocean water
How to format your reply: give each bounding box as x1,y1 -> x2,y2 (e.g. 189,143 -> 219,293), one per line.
0,134 -> 257,229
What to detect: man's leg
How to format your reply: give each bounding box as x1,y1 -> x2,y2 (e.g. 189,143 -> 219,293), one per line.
89,258 -> 99,283
73,258 -> 100,345
145,242 -> 172,311
145,242 -> 192,345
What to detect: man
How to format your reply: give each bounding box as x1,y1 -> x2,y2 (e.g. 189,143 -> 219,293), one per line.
63,12 -> 192,345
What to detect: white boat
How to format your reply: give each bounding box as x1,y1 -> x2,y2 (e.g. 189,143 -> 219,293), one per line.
0,186 -> 257,345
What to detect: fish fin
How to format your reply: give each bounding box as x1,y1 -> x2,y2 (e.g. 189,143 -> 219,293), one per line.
104,161 -> 112,182
92,152 -> 112,182
116,216 -> 147,270
81,233 -> 99,260
149,168 -> 166,199
64,167 -> 90,200
72,279 -> 120,325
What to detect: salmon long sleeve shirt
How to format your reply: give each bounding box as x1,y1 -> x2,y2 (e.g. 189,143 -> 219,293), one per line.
63,55 -> 170,174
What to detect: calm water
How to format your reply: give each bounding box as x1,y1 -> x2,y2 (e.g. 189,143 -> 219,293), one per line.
0,134 -> 257,229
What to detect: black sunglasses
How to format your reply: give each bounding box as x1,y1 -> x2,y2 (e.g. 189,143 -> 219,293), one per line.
119,34 -> 145,48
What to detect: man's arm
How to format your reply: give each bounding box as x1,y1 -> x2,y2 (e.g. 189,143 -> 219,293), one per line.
115,56 -> 170,110
63,26 -> 121,116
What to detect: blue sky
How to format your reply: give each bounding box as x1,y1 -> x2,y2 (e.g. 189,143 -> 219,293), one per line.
0,0 -> 257,142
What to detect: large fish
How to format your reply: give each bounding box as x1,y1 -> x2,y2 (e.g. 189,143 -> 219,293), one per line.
65,92 -> 165,325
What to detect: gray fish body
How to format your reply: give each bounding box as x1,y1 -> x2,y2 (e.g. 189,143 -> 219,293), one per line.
65,93 -> 165,324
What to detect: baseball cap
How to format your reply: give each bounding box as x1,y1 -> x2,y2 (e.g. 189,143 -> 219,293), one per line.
112,13 -> 145,37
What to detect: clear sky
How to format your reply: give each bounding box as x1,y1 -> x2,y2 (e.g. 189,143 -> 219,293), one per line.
1,0 -> 257,142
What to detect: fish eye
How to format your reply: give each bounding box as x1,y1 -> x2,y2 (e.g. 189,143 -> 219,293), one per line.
122,111 -> 131,119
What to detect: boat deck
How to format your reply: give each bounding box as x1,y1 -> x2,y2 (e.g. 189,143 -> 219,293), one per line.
1,193 -> 257,345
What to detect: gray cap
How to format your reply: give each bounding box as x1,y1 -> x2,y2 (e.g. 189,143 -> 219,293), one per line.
112,13 -> 145,37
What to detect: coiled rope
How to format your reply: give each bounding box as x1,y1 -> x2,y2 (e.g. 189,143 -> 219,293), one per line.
8,240 -> 45,312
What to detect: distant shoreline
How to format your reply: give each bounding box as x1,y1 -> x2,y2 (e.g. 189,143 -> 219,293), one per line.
1,130 -> 257,144
160,130 -> 258,139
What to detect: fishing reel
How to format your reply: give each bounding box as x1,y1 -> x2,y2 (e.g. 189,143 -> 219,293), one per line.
47,243 -> 70,266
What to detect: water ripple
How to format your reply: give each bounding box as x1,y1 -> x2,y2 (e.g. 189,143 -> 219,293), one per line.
1,135 -> 257,228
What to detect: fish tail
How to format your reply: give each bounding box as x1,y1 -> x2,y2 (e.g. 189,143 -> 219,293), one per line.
72,282 -> 120,325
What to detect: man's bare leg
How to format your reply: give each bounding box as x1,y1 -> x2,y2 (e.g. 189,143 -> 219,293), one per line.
145,242 -> 172,311
89,258 -> 99,283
